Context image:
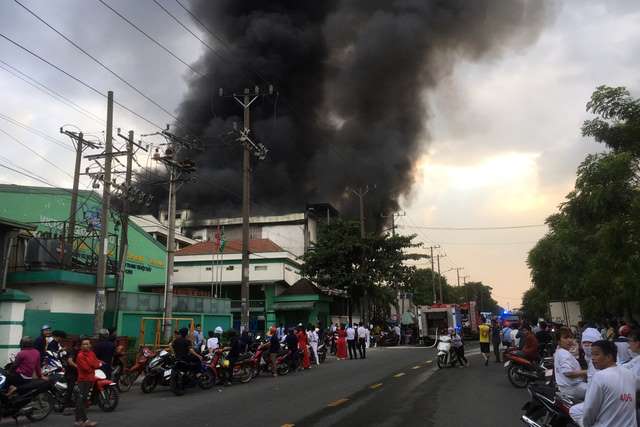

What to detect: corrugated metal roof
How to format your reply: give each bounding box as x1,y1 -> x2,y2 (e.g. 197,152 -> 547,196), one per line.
176,238 -> 284,255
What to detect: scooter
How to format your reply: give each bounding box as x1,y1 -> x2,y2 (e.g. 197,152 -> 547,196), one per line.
436,335 -> 457,369
118,347 -> 155,392
0,369 -> 53,423
205,349 -> 253,385
520,383 -> 578,426
504,348 -> 553,388
49,368 -> 118,413
141,349 -> 174,393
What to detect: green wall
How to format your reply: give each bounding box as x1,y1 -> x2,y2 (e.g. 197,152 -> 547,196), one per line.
0,185 -> 166,290
24,309 -> 94,337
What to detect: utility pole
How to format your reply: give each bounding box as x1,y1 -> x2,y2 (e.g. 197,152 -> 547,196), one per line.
349,186 -> 370,238
220,86 -> 270,332
425,245 -> 440,305
381,211 -> 405,236
436,253 -> 446,303
93,90 -> 114,335
61,130 -> 99,267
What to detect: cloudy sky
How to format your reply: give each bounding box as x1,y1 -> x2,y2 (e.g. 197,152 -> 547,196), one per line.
1,1 -> 639,308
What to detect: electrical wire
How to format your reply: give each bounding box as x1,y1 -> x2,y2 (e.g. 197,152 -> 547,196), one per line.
96,0 -> 202,77
0,59 -> 104,125
0,112 -> 74,152
0,32 -> 164,131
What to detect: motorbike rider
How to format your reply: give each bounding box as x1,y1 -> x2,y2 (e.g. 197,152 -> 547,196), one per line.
513,325 -> 540,361
450,328 -> 468,366
33,324 -> 52,359
572,340 -> 638,427
6,336 -> 44,396
285,328 -> 299,370
220,330 -> 243,386
75,337 -> 101,427
206,329 -> 220,354
172,327 -> 203,375
46,330 -> 66,353
554,327 -> 588,401
535,322 -> 554,357
93,329 -> 115,379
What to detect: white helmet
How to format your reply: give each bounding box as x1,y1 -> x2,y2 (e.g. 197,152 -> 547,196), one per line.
214,326 -> 223,334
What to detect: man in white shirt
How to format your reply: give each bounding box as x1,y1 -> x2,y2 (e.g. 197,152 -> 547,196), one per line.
207,327 -> 223,354
393,324 -> 401,346
357,324 -> 367,359
573,340 -> 638,427
621,329 -> 640,424
554,327 -> 588,400
346,324 -> 357,359
308,327 -> 319,366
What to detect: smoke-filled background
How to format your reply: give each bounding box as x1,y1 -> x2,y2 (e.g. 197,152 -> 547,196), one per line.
141,0 -> 550,226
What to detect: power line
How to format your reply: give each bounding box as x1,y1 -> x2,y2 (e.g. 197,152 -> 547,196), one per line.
96,0 -> 202,77
0,112 -> 74,152
13,0 -> 180,124
152,0 -> 215,53
0,59 -> 104,125
400,224 -> 546,231
0,32 -> 164,130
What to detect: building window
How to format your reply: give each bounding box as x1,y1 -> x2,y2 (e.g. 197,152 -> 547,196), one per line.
173,268 -> 179,272
205,267 -> 212,271
226,266 -> 234,271
254,265 -> 267,271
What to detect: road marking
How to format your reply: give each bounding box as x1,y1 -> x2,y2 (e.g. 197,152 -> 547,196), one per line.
411,365 -> 422,369
327,398 -> 349,407
393,372 -> 406,377
281,424 -> 295,427
425,360 -> 433,364
370,383 -> 383,389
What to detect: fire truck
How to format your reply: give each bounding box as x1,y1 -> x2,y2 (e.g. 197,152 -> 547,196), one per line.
417,302 -> 480,343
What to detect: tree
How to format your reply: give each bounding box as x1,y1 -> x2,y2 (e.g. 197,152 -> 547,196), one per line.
520,287 -> 549,323
527,86 -> 640,321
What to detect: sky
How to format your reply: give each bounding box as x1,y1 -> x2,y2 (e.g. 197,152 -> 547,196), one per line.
1,1 -> 639,308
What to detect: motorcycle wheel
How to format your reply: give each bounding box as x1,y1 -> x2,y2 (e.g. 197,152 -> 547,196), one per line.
97,386 -> 119,412
141,375 -> 158,394
276,362 -> 289,376
238,366 -> 252,384
170,372 -> 185,396
118,372 -> 137,392
319,350 -> 327,363
198,370 -> 215,390
52,389 -> 66,413
437,354 -> 446,369
507,365 -> 529,388
25,392 -> 54,422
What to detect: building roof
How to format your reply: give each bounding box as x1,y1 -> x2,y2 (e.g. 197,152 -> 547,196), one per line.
0,215 -> 37,231
176,238 -> 284,256
181,213 -> 306,228
279,278 -> 321,296
131,214 -> 197,245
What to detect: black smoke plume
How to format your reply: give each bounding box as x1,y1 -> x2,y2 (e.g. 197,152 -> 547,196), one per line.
140,0 -> 550,228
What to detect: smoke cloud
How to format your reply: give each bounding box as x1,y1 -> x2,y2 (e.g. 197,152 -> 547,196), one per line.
145,0 -> 551,227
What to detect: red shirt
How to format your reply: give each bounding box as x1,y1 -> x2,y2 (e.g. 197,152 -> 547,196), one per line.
76,350 -> 102,382
522,333 -> 540,360
15,348 -> 41,379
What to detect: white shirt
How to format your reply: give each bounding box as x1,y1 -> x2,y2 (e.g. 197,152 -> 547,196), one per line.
621,354 -> 640,378
346,327 -> 356,340
394,326 -> 401,336
207,337 -> 219,351
308,330 -> 318,344
357,326 -> 367,339
582,366 -> 638,427
615,340 -> 632,365
554,348 -> 584,387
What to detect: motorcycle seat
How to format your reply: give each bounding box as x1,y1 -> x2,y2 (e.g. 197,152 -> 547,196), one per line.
16,379 -> 49,394
529,383 -> 556,398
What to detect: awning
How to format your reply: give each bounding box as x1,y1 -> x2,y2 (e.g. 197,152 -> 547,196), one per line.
272,301 -> 316,311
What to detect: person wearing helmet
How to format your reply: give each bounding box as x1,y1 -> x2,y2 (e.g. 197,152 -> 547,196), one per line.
615,325 -> 632,365
206,329 -> 219,354
33,324 -> 52,358
93,329 -> 115,379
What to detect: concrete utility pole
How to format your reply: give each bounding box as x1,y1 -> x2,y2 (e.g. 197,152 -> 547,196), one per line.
220,86 -> 270,332
94,90 -> 114,335
436,253 -> 446,304
381,211 -> 405,236
349,186 -> 370,238
61,130 -> 99,267
425,245 -> 440,305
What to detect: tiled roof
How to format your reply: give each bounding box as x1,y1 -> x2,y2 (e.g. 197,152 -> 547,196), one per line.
176,238 -> 284,255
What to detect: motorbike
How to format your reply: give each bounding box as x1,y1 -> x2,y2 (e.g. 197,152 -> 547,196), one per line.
520,383 -> 578,427
0,368 -> 53,422
168,359 -> 214,396
118,347 -> 155,392
316,340 -> 327,363
141,349 -> 174,394
436,335 -> 458,369
504,348 -> 554,388
204,349 -> 253,385
49,368 -> 118,413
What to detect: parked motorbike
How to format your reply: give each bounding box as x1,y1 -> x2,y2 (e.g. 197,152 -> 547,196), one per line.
436,335 -> 458,369
204,349 -> 253,385
504,348 -> 553,388
141,349 -> 174,394
118,347 -> 155,392
168,359 -> 214,396
520,383 -> 578,427
49,368 -> 118,413
0,368 -> 53,423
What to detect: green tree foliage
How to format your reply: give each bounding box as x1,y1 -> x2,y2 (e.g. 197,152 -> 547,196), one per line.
526,86 -> 640,321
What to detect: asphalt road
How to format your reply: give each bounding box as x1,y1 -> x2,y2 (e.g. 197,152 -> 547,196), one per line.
15,345 -> 529,427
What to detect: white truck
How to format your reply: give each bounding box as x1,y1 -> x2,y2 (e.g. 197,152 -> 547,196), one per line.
549,301 -> 582,327
417,304 -> 462,343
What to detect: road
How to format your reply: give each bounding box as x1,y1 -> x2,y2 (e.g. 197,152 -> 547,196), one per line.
21,345 -> 529,427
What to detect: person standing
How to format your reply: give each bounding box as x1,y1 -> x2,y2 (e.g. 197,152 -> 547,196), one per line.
357,323 -> 367,359
277,324 -> 285,341
285,328 -> 300,370
308,325 -> 319,366
615,325 -> 632,365
394,324 -> 401,346
451,328 -> 467,367
93,329 -> 115,379
75,338 -> 101,427
193,324 -> 204,354
268,326 -> 280,377
571,340 -> 638,427
478,317 -> 491,366
502,323 -> 514,348
346,323 -> 357,360
297,326 -> 311,369
491,319 -> 502,363
336,325 -> 348,360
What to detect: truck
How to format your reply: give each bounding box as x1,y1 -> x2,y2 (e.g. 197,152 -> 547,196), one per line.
417,304 -> 462,343
459,301 -> 480,339
549,301 -> 582,327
